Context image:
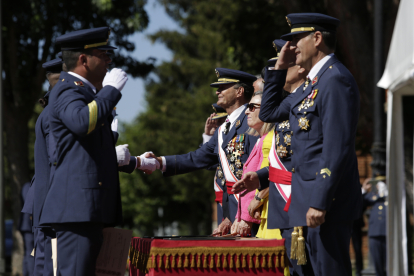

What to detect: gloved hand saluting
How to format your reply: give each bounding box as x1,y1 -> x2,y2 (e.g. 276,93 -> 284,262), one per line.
116,144 -> 131,166
103,68 -> 128,92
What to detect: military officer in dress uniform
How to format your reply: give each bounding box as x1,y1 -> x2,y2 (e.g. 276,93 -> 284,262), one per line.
146,68 -> 269,235
39,27 -> 155,276
363,177 -> 387,276
234,13 -> 362,275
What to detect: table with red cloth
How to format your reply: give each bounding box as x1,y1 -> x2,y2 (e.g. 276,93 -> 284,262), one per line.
129,237 -> 287,276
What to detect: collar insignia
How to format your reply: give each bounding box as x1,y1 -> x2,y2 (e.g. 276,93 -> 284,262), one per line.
235,120 -> 241,127
312,76 -> 318,86
74,81 -> 84,86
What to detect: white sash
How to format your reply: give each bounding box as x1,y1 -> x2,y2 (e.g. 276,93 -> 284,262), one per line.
217,125 -> 239,202
268,131 -> 291,202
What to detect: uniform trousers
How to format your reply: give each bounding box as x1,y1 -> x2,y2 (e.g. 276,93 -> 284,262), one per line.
369,236 -> 386,276
22,231 -> 34,276
306,220 -> 353,276
34,227 -> 55,276
53,223 -> 103,276
281,228 -> 314,276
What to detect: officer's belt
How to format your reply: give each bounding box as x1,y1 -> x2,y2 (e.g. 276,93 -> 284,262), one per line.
225,181 -> 236,195
215,191 -> 223,203
269,166 -> 292,212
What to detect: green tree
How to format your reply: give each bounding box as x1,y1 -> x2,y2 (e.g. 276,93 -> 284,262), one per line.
2,0 -> 153,274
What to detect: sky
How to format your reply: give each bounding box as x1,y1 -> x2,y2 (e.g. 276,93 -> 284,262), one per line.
116,1 -> 182,123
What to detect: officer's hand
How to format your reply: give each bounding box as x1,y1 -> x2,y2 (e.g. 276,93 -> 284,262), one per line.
232,172 -> 260,195
306,207 -> 326,228
248,198 -> 263,218
205,113 -> 218,135
237,220 -> 252,237
362,178 -> 372,193
217,218 -> 232,235
103,68 -> 128,92
116,144 -> 130,166
275,41 -> 296,70
137,151 -> 160,172
144,152 -> 163,170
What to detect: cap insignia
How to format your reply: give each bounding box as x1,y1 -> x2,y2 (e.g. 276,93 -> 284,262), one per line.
286,16 -> 292,28
215,69 -> 220,78
74,81 -> 84,86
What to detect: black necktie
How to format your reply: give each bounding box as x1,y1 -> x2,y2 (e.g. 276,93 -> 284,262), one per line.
223,121 -> 231,135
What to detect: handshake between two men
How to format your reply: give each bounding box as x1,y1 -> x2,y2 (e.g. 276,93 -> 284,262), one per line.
115,146 -> 162,174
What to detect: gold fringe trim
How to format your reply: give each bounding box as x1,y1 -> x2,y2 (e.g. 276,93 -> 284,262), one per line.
129,245 -> 287,270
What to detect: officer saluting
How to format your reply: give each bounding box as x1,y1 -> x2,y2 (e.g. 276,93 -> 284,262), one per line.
234,13 -> 362,275
39,27 -> 129,276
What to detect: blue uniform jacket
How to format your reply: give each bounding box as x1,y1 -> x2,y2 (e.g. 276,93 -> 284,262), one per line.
163,106 -> 268,222
364,192 -> 386,237
267,121 -> 293,230
40,71 -> 124,226
259,55 -> 362,226
19,182 -> 32,232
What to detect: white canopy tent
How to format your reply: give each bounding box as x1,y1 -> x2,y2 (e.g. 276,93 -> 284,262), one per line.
377,0 -> 414,274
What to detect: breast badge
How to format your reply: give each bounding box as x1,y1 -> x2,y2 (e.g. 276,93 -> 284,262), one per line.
217,169 -> 224,179
277,145 -> 288,158
276,133 -> 280,144
284,134 -> 292,146
236,170 -> 243,179
298,117 -> 310,130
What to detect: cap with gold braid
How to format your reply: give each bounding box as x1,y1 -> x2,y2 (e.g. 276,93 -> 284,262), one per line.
281,13 -> 340,41
56,27 -> 117,51
210,68 -> 256,88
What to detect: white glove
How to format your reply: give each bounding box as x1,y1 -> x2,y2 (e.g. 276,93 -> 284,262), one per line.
377,181 -> 388,197
116,144 -> 130,166
111,118 -> 118,132
103,68 -> 128,92
138,151 -> 160,172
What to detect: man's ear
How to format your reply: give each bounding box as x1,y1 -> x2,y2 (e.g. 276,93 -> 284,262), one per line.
80,54 -> 88,66
314,31 -> 323,47
298,67 -> 306,74
235,86 -> 244,98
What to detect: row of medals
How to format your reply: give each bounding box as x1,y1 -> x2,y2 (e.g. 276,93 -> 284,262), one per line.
297,86 -> 318,131
276,120 -> 291,158
217,134 -> 245,186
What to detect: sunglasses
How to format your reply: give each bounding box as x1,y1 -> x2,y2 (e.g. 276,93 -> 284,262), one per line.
247,103 -> 261,112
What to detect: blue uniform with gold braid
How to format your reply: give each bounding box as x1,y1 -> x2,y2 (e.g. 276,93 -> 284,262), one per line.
164,68 -> 267,230
260,13 -> 362,276
40,27 -> 128,276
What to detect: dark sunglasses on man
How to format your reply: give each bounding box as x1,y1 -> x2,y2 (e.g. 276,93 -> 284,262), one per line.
247,103 -> 261,112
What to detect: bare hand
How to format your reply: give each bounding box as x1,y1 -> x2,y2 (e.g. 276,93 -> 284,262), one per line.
144,152 -> 163,170
248,198 -> 264,218
204,113 -> 219,135
237,220 -> 252,237
232,172 -> 260,195
230,221 -> 239,234
306,207 -> 326,228
275,41 -> 296,70
213,218 -> 232,236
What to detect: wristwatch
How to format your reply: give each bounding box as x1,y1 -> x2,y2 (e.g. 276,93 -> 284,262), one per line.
255,195 -> 262,201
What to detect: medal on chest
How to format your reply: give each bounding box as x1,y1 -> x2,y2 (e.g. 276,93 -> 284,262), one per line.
284,134 -> 292,146
277,145 -> 288,158
298,89 -> 319,111
298,117 -> 310,130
